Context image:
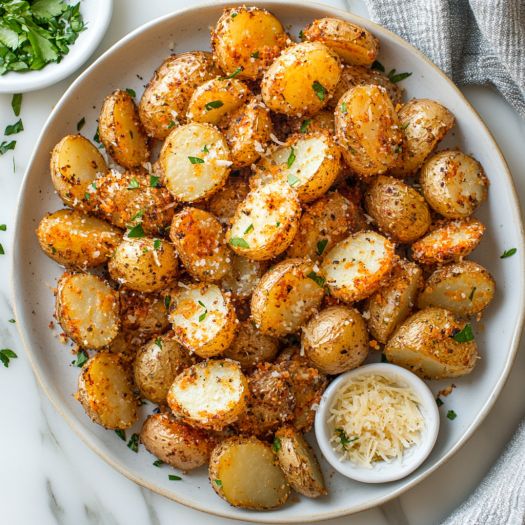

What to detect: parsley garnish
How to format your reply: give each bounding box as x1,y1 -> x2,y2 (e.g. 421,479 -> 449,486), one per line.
312,81 -> 326,101
115,429 -> 126,441
127,177 -> 140,189
127,223 -> 145,238
155,337 -> 163,348
188,156 -> 204,164
436,398 -> 444,407
307,271 -> 325,288
205,100 -> 224,111
214,479 -> 223,487
153,459 -> 163,467
125,88 -> 136,98
335,428 -> 358,449
452,323 -> 474,343
167,120 -> 176,130
5,119 -> 23,136
446,410 -> 457,420
287,146 -> 296,168
316,239 -> 328,256
150,175 -> 160,188
11,94 -> 22,116
229,237 -> 249,248
8,318 -> 15,323
127,433 -> 140,453
371,60 -> 385,72
169,474 -> 182,481
0,349 -> 17,368
0,224 -> 6,231
244,224 -> 254,234
0,244 -> 5,255
73,349 -> 88,367
198,300 -> 207,322
93,128 -> 101,143
164,295 -> 171,310
340,101 -> 347,114
0,141 -> 16,155
130,209 -> 144,222
231,12 -> 238,18
272,437 -> 281,453
226,66 -> 243,79
251,50 -> 259,59
76,117 -> 85,131
501,248 -> 517,258
153,239 -> 162,251
299,119 -> 311,133
387,69 -> 412,83
287,173 -> 300,187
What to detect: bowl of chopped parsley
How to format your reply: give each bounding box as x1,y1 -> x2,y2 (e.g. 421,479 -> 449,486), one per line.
0,0 -> 112,92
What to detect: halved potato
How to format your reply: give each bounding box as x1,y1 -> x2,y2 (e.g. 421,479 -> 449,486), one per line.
212,6 -> 288,80
302,306 -> 368,374
108,237 -> 178,293
385,307 -> 479,379
420,150 -> 489,218
226,179 -> 301,260
411,218 -> 485,265
139,51 -> 221,139
209,436 -> 290,509
98,89 -> 150,168
159,123 -> 231,203
207,171 -> 251,224
56,272 -> 120,349
37,209 -> 121,268
335,85 -> 404,178
170,207 -> 231,283
167,359 -> 248,430
321,230 -> 396,303
77,352 -> 138,429
275,427 -> 327,498
50,134 -> 107,210
168,283 -> 237,358
418,260 -> 495,316
220,254 -> 267,301
391,99 -> 455,177
261,42 -> 342,116
364,260 -> 423,344
251,259 -> 325,337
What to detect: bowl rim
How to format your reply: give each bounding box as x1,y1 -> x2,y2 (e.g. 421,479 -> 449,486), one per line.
11,0 -> 525,522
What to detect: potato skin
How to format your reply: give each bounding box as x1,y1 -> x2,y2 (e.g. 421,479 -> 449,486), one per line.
139,52 -> 221,139
212,6 -> 288,80
220,254 -> 268,302
385,307 -> 479,379
37,209 -> 121,268
119,289 -> 170,338
420,150 -> 489,218
365,175 -> 431,243
288,110 -> 335,135
141,413 -> 214,470
261,41 -> 342,116
302,306 -> 369,374
207,171 -> 250,224
98,89 -> 150,168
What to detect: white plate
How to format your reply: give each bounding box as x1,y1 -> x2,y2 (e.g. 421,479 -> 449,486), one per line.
0,0 -> 113,93
12,1 -> 525,522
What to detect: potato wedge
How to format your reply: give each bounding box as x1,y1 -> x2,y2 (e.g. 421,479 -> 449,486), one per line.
37,209 -> 121,268
77,352 -> 138,429
364,260 -> 423,344
168,283 -> 237,358
418,260 -> 495,316
251,259 -> 325,337
220,254 -> 267,301
159,123 -> 231,203
275,427 -> 327,498
302,306 -> 369,374
420,150 -> 489,218
321,230 -> 396,303
50,134 -> 107,211
167,359 -> 248,430
98,89 -> 150,168
385,307 -> 479,379
261,42 -> 342,116
411,218 -> 485,265
207,171 -> 250,224
56,272 -> 120,349
141,413 -> 214,470
209,436 -> 290,509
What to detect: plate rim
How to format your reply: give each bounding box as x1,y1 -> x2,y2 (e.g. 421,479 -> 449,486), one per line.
11,0 -> 525,522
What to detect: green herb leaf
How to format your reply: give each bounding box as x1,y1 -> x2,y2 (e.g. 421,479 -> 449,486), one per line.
387,69 -> 412,83
371,60 -> 385,72
229,237 -> 249,248
155,337 -> 163,349
401,122 -> 410,130
446,410 -> 457,420
287,173 -> 300,187
452,323 -> 474,343
340,101 -> 347,114
436,398 -> 444,407
0,224 -> 6,231
0,243 -> 4,255
307,271 -> 325,288
287,146 -> 296,168
188,156 -> 204,164
272,437 -> 281,453
153,239 -> 162,251
5,119 -> 23,136
127,223 -> 145,239
231,12 -> 238,18
205,100 -> 224,111
130,209 -> 144,222
335,428 -> 358,449
76,117 -> 85,131
127,177 -> 140,190
8,318 -> 15,323
149,175 -> 160,188
226,66 -> 243,79
153,459 -> 163,467
168,474 -> 182,481
127,433 -> 140,453
299,119 -> 311,133
198,300 -> 207,322
244,224 -> 254,234
0,141 -> 16,155
251,50 -> 259,59
312,80 -> 326,101
167,120 -> 176,130
316,239 -> 328,256
164,295 -> 171,310
126,88 -> 136,98
11,94 -> 22,116
73,349 -> 88,367
214,479 -> 223,487
115,429 -> 126,441
501,248 -> 517,258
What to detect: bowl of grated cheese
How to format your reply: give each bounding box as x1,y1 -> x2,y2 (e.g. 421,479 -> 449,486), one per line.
315,363 -> 440,483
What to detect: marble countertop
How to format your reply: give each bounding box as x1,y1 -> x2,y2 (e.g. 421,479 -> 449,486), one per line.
0,1 -> 524,524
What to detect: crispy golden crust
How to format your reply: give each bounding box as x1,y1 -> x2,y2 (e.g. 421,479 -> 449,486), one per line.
206,171 -> 250,224
119,288 -> 170,337
287,110 -> 336,135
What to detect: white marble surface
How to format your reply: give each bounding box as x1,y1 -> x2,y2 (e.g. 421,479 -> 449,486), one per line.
0,1 -> 524,524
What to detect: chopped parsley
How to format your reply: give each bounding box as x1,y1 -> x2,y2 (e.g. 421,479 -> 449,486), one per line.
452,323 -> 474,343
244,224 -> 254,234
0,141 -> 16,155
335,427 -> 358,449
501,248 -> 517,258
127,177 -> 140,189
167,120 -> 176,130
188,156 -> 204,164
125,88 -> 136,98
371,60 -> 385,72
340,101 -> 347,114
272,437 -> 281,453
251,50 -> 259,59
436,398 -> 444,407
0,349 -> 17,368
73,349 -> 88,367
307,271 -> 325,288
287,173 -> 300,187
198,300 -> 207,322
127,223 -> 145,239
446,410 -> 457,420
205,100 -> 224,111
0,244 -> 4,255
299,119 -> 311,133
130,209 -> 144,222
226,66 -> 243,79
5,119 -> 23,136
202,144 -> 209,153
76,117 -> 85,131
93,128 -> 100,143
11,94 -> 22,116
115,429 -> 126,441
231,12 -> 238,18
168,474 -> 182,481
316,239 -> 328,256
164,295 -> 171,310
153,459 -> 163,467
229,237 -> 249,248
387,69 -> 412,83
214,479 -> 223,487
312,80 -> 326,101
0,224 -> 6,231
127,433 -> 140,453
8,318 -> 15,323
287,146 -> 296,168
155,337 -> 163,348
153,239 -> 162,251
150,175 -> 160,187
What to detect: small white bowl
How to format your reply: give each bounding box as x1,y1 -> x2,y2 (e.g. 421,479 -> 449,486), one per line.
0,0 -> 113,93
315,363 -> 440,483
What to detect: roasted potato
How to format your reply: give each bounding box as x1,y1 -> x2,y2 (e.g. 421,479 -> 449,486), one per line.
286,190 -> 365,260
98,89 -> 150,168
207,171 -> 250,224
108,237 -> 178,293
420,150 -> 489,218
139,51 -> 221,139
391,99 -> 455,177
364,175 -> 431,243
159,123 -> 232,203
168,283 -> 237,358
261,42 -> 342,116
335,85 -> 404,178
321,230 -> 396,303
385,307 -> 479,379
251,259 -> 325,337
169,207 -> 231,283
56,272 -> 120,349
209,436 -> 290,509
133,334 -> 195,404
302,306 -> 369,374
37,209 -> 121,268
50,134 -> 107,211
167,359 -> 248,430
220,254 -> 267,301
212,6 -> 288,80
411,218 -> 485,265
418,260 -> 495,316
364,260 -> 423,343
77,352 -> 138,429
224,320 -> 279,370
288,110 -> 335,135
119,289 -> 170,338
303,18 -> 379,66
226,179 -> 301,260
275,427 -> 327,498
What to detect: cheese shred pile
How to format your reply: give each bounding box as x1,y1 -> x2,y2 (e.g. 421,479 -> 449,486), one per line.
328,373 -> 425,468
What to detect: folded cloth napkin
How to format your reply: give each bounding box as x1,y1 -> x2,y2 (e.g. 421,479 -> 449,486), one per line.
363,0 -> 525,118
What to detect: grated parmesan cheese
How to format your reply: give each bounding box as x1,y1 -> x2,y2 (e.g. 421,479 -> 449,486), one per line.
328,373 -> 425,468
